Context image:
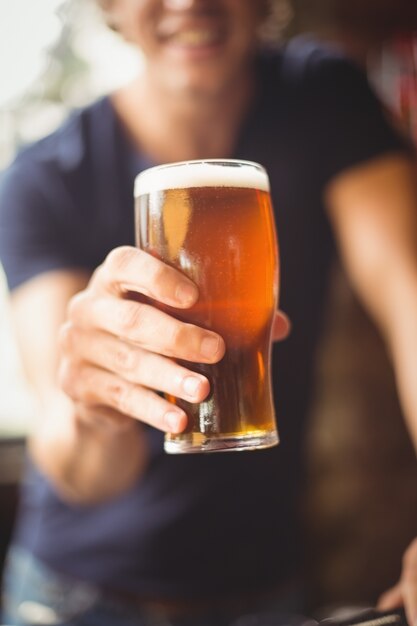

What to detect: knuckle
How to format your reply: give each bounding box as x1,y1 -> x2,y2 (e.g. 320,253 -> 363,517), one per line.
167,321 -> 187,352
106,246 -> 136,273
114,345 -> 137,373
119,301 -> 144,334
107,379 -> 131,414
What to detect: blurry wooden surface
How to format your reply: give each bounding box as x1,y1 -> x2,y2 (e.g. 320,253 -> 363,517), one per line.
304,262 -> 417,610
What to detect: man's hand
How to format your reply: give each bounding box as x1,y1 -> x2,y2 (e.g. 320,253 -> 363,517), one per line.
59,246 -> 225,435
59,246 -> 290,435
378,537 -> 417,626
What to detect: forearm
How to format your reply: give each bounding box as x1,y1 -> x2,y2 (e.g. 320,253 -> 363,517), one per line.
10,271 -> 148,503
336,225 -> 417,453
326,155 -> 417,453
377,270 -> 417,451
342,223 -> 417,451
29,390 -> 149,504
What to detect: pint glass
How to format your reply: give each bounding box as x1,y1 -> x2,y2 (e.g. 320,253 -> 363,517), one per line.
134,159 -> 279,453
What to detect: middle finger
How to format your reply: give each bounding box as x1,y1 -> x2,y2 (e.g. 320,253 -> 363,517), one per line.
69,293 -> 225,363
60,324 -> 210,403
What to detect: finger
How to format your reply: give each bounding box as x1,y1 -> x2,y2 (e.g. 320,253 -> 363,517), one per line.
59,324 -> 210,403
271,310 -> 291,342
59,361 -> 188,433
68,294 -> 225,364
93,246 -> 198,308
377,582 -> 404,610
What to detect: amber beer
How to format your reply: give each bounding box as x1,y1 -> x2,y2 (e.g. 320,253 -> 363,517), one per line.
134,159 -> 279,453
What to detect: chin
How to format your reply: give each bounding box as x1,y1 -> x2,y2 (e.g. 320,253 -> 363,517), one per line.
159,62 -> 238,98
158,70 -> 218,97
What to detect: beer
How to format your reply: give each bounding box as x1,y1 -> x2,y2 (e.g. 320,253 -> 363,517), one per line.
135,160 -> 279,453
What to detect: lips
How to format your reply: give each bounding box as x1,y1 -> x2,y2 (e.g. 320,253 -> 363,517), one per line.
165,28 -> 225,47
157,15 -> 228,50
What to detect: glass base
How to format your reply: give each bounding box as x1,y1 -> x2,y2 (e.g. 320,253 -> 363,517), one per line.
164,430 -> 279,454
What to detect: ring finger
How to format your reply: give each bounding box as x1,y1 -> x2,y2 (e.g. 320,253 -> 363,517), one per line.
59,360 -> 188,433
59,324 -> 210,403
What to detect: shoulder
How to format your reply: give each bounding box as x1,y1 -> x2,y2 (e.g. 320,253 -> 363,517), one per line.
260,36 -> 399,137
0,99 -> 113,290
0,97 -> 117,230
261,35 -> 368,97
258,37 -> 412,190
1,97 -> 112,192
0,97 -> 114,238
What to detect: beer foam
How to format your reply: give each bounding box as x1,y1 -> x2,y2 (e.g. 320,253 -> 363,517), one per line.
134,160 -> 270,196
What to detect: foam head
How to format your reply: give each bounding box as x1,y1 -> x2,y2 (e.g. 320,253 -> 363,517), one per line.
134,159 -> 270,196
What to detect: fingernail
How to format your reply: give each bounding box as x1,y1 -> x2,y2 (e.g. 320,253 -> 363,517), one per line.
175,282 -> 197,305
164,411 -> 184,432
182,376 -> 202,398
200,335 -> 220,359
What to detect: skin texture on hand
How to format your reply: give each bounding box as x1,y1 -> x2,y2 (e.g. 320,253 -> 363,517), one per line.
59,246 -> 290,435
58,246 -> 226,435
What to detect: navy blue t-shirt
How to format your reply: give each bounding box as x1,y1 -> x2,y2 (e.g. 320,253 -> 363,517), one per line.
0,39 -> 411,599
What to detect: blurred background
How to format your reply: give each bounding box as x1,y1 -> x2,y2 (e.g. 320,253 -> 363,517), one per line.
0,0 -> 143,439
0,0 -> 416,615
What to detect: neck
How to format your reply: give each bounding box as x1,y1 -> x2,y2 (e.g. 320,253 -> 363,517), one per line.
112,62 -> 256,163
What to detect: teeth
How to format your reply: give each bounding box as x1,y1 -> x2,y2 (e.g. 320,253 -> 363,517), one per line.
171,30 -> 219,46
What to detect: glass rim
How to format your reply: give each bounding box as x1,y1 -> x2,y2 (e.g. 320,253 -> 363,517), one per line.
139,158 -> 267,173
134,159 -> 270,198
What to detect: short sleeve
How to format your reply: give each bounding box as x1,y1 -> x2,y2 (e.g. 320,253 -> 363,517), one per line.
289,47 -> 415,189
0,133 -> 96,292
0,159 -> 63,290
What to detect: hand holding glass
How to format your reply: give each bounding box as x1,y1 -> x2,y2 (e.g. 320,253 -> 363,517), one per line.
135,159 -> 279,453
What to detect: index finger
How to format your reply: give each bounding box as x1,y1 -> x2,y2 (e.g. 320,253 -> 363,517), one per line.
93,246 -> 199,309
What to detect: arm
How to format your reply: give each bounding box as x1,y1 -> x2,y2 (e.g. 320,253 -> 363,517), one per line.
326,153 -> 417,448
12,269 -> 150,504
325,152 -> 417,623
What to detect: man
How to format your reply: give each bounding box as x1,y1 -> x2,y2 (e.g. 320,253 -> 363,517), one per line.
1,1 -> 416,624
